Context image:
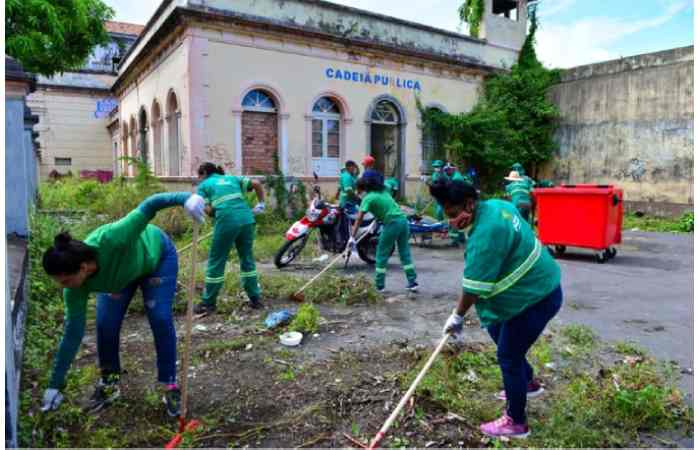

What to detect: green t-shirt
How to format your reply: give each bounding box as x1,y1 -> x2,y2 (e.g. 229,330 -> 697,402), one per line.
338,169 -> 357,207
360,190 -> 405,224
50,192 -> 191,389
462,200 -> 561,327
197,174 -> 254,226
506,180 -> 532,206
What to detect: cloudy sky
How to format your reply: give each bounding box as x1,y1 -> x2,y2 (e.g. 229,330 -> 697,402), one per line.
104,0 -> 694,68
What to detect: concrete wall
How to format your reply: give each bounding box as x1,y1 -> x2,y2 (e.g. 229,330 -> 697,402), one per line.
549,46 -> 694,210
27,88 -> 114,177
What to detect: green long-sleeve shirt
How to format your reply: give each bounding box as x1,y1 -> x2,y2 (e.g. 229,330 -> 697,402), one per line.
48,192 -> 191,389
338,169 -> 357,207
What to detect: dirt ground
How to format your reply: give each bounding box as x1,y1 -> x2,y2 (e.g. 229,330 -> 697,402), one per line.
64,230 -> 692,448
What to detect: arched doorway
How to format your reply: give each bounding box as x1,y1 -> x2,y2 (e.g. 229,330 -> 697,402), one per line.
241,89 -> 278,175
151,100 -> 163,176
166,91 -> 181,176
138,107 -> 148,165
370,99 -> 403,181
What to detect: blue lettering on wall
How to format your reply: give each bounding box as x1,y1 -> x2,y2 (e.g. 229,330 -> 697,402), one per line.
325,67 -> 421,91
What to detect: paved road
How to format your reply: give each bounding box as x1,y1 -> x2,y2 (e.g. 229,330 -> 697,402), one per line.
372,231 -> 694,399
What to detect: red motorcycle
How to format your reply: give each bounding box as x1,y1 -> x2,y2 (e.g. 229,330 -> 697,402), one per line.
274,178 -> 381,268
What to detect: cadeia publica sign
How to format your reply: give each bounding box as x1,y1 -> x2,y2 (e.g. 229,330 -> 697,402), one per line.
325,67 -> 422,91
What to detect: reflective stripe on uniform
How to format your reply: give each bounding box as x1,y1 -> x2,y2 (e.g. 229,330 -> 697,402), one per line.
403,264 -> 415,271
462,278 -> 495,293
486,240 -> 542,299
205,275 -> 225,284
240,270 -> 257,278
375,267 -> 387,274
212,193 -> 243,207
510,189 -> 531,196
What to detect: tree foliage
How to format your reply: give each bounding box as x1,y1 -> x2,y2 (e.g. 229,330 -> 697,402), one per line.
419,7 -> 560,190
458,0 -> 485,37
6,0 -> 114,76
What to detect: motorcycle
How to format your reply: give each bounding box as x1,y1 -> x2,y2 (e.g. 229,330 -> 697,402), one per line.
274,176 -> 382,269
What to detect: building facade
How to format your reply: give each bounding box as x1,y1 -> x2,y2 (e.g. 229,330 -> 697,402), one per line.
112,0 -> 529,195
27,21 -> 143,179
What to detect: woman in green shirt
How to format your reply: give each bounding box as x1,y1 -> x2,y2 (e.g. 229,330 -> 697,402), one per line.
350,174 -> 418,293
431,179 -> 562,439
194,162 -> 266,314
41,191 -> 206,417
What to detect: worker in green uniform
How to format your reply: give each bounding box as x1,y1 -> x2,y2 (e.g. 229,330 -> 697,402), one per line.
511,163 -> 535,190
40,190 -> 206,417
443,163 -> 468,246
505,170 -> 533,223
431,179 -> 562,439
429,160 -> 448,221
384,177 -> 400,200
338,160 -> 359,209
350,174 -> 418,293
194,163 -> 266,314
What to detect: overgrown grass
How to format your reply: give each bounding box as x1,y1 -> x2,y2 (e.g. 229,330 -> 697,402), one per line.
624,212 -> 693,233
288,303 -> 321,334
406,324 -> 691,447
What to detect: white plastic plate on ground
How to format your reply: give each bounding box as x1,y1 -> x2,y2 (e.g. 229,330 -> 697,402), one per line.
279,331 -> 303,347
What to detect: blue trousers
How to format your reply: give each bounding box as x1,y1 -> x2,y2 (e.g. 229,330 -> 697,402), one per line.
96,232 -> 178,384
487,285 -> 563,424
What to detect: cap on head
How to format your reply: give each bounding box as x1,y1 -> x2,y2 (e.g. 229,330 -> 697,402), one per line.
504,170 -> 523,181
361,155 -> 375,167
432,160 -> 445,168
511,163 -> 525,175
384,177 -> 399,192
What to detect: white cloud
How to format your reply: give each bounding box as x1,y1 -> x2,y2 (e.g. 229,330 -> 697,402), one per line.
537,0 -> 578,18
536,0 -> 691,68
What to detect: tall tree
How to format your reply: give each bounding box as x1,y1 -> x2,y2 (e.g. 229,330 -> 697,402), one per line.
6,0 -> 114,76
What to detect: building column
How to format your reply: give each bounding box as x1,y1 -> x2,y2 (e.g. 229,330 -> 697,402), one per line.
279,113 -> 290,175
232,109 -> 243,175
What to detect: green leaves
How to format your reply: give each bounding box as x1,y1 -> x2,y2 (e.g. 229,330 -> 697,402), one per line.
419,7 -> 560,190
6,0 -> 114,76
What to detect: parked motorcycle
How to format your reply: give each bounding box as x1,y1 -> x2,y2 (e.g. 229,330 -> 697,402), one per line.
274,176 -> 382,269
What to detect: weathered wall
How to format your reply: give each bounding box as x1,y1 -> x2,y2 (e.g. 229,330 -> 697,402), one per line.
549,46 -> 694,209
27,87 -> 114,178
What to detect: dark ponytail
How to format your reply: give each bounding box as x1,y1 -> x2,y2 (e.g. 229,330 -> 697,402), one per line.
197,162 -> 225,178
42,232 -> 97,276
429,179 -> 478,207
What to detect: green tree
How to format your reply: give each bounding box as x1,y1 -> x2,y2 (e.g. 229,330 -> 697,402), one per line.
419,7 -> 560,190
6,0 -> 114,76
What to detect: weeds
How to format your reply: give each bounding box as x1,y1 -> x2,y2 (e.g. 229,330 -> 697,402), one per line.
561,324 -> 597,351
288,303 -> 321,334
624,212 -> 693,233
614,340 -> 648,357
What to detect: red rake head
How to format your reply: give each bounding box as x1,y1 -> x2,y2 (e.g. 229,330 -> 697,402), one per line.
165,419 -> 201,448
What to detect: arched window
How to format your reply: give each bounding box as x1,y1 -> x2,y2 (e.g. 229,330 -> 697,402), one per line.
311,97 -> 341,160
371,100 -> 399,124
166,91 -> 181,176
242,89 -> 276,111
129,116 -> 137,174
421,107 -> 445,173
241,89 -> 279,174
151,100 -> 163,176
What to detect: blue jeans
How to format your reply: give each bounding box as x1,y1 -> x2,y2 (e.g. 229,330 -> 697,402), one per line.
96,232 -> 178,384
487,285 -> 563,424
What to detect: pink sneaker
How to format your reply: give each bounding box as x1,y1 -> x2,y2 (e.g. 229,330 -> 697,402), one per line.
480,414 -> 530,438
495,379 -> 544,401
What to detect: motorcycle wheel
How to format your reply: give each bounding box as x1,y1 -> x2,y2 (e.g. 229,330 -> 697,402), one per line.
358,235 -> 395,266
274,234 -> 309,268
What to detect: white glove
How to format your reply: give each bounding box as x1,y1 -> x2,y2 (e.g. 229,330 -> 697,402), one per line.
184,194 -> 205,223
443,310 -> 465,336
420,175 -> 428,183
253,202 -> 266,215
345,236 -> 357,253
41,388 -> 64,412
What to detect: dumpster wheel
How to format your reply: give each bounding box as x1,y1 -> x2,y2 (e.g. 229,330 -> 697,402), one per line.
605,247 -> 617,259
595,251 -> 608,264
554,245 -> 567,256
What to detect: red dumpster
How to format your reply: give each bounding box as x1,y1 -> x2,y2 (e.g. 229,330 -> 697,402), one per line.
533,185 -> 623,263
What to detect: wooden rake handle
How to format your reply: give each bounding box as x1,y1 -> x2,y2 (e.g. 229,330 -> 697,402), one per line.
292,226 -> 373,298
180,220 -> 199,420
176,230 -> 214,255
368,333 -> 451,449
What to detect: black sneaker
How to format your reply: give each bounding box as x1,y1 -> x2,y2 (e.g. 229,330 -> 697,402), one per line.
163,387 -> 181,417
86,380 -> 121,413
406,281 -> 419,292
194,302 -> 216,315
248,296 -> 262,309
